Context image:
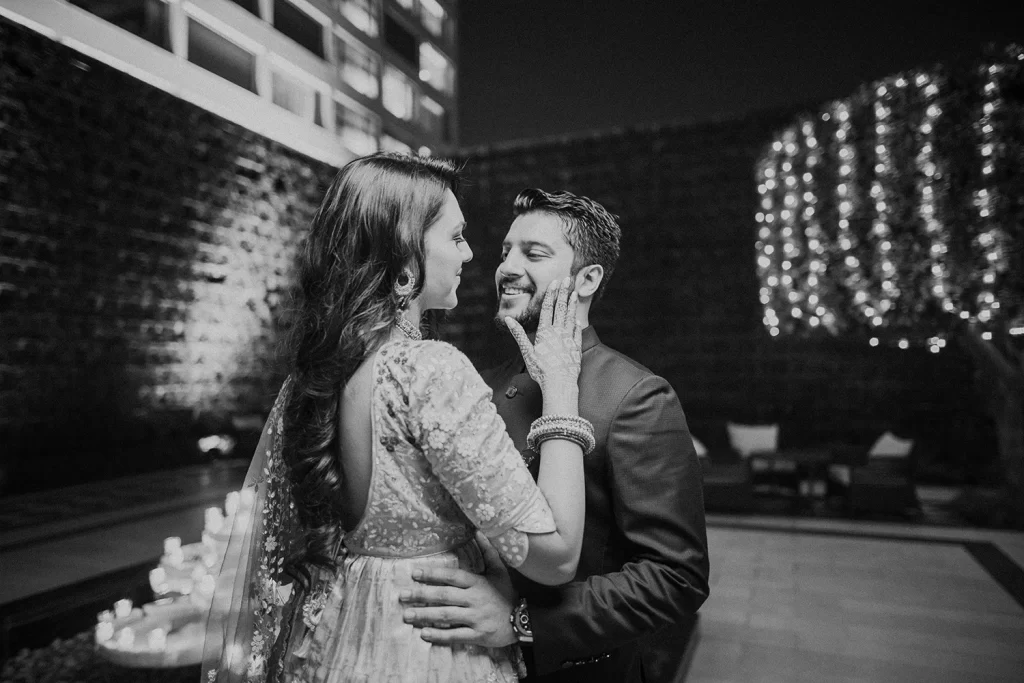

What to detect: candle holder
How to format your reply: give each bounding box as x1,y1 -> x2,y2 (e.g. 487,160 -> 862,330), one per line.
96,605 -> 206,667
96,521 -> 223,668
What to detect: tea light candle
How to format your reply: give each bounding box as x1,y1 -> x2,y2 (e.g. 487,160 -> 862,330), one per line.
164,537 -> 182,555
114,599 -> 133,619
149,567 -> 167,592
96,621 -> 114,642
225,491 -> 241,516
205,507 -> 224,534
148,627 -> 167,651
117,626 -> 135,648
97,609 -> 114,622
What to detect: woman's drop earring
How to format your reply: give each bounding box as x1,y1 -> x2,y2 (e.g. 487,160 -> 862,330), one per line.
394,270 -> 415,309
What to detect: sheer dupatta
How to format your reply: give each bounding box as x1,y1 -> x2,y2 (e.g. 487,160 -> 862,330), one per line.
201,378 -> 305,682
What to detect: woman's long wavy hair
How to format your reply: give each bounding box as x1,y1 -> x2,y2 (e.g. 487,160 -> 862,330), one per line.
282,152 -> 460,587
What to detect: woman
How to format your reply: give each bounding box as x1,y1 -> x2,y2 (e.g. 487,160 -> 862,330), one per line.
201,153 -> 591,682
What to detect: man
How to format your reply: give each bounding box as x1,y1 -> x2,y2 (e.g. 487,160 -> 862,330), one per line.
400,189 -> 710,682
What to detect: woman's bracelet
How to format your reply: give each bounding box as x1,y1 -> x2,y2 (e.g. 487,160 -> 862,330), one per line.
526,415 -> 596,455
534,427 -> 593,454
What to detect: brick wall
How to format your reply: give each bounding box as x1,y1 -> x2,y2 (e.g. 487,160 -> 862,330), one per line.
446,122 -> 996,481
0,20 -> 333,491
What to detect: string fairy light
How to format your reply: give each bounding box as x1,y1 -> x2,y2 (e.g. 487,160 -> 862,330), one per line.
777,128 -> 805,327
914,71 -> 952,353
754,45 -> 1020,349
755,138 -> 783,337
754,118 -> 838,337
864,79 -> 898,328
831,98 -> 869,322
797,115 -> 836,332
971,61 -> 1008,328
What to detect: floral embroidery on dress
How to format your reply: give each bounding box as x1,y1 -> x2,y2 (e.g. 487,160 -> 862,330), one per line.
244,393 -> 299,681
341,340 -> 556,565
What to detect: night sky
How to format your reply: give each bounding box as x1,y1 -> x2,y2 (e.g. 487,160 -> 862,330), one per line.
456,1 -> 1024,146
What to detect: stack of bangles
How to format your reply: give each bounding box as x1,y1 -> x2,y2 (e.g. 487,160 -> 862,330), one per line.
525,415 -> 596,455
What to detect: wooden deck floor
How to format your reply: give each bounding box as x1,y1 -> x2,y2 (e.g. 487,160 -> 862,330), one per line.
689,516 -> 1024,682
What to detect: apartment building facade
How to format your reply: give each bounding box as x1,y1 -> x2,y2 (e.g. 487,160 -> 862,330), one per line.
0,0 -> 458,166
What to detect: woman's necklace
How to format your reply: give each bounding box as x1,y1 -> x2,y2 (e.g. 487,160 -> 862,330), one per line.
395,315 -> 423,341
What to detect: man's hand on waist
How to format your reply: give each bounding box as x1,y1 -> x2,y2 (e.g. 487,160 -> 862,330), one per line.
401,532 -> 518,648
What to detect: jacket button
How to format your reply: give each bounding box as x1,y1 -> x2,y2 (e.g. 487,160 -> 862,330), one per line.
505,385 -> 518,399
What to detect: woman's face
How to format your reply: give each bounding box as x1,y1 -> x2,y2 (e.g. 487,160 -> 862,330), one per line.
420,189 -> 473,310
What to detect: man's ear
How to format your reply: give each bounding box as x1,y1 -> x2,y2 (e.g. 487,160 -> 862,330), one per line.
574,265 -> 604,299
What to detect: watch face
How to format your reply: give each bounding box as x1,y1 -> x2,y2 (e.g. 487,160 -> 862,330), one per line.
515,609 -> 528,630
514,603 -> 531,635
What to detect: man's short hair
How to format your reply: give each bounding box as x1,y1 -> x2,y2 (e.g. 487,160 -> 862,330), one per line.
512,189 -> 621,302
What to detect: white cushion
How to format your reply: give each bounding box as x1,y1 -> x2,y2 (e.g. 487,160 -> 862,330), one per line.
726,422 -> 779,458
869,431 -> 914,458
828,464 -> 851,486
692,436 -> 708,458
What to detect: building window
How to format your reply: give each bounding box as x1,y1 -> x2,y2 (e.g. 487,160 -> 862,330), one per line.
382,66 -> 416,121
337,102 -> 380,156
273,0 -> 324,58
392,0 -> 447,41
227,0 -> 260,16
383,13 -> 418,69
418,0 -> 448,40
337,36 -> 379,99
271,68 -> 322,124
381,133 -> 412,155
418,96 -> 445,140
418,42 -> 453,95
70,0 -> 171,51
188,19 -> 257,93
337,0 -> 379,37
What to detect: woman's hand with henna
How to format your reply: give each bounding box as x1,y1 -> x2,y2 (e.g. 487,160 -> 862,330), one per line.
505,277 -> 582,414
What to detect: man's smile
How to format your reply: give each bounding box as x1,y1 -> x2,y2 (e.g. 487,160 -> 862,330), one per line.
499,282 -> 534,300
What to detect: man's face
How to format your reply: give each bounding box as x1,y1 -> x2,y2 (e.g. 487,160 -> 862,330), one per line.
494,212 -> 576,332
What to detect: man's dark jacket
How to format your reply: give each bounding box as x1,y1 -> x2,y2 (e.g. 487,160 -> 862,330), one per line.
481,327 -> 710,683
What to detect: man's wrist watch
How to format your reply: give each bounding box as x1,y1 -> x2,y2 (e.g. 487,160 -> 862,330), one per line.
510,598 -> 534,644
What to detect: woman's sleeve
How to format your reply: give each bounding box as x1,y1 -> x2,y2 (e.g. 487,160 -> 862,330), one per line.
404,341 -> 556,567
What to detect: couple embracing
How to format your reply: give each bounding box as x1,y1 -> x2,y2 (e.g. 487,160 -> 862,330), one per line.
202,153 -> 709,683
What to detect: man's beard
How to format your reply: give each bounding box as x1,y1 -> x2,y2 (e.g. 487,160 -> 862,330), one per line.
494,292 -> 545,334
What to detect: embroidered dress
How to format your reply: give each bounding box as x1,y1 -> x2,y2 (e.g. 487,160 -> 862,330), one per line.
203,340 -> 555,683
